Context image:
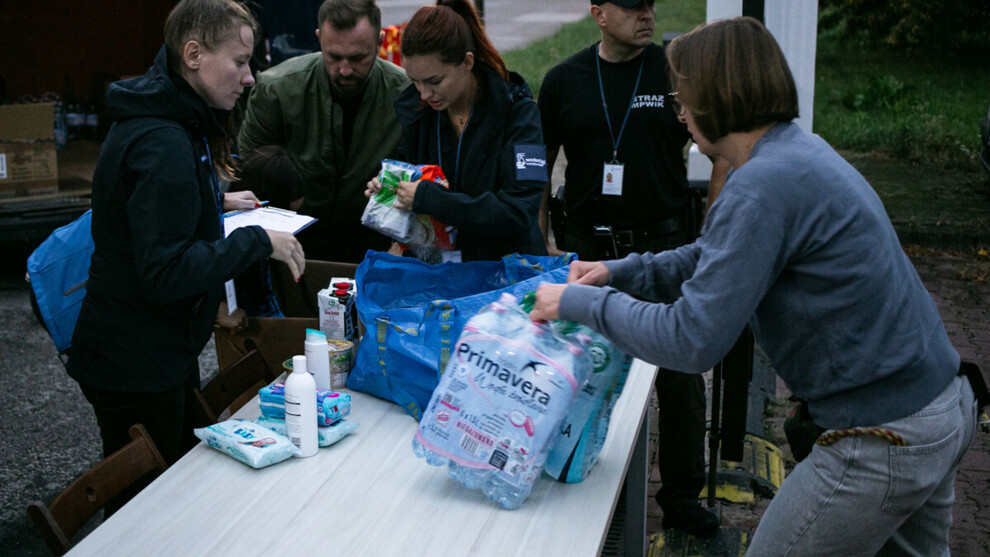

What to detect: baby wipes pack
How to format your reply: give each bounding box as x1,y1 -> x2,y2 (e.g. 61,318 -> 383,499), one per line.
194,419 -> 300,468
253,416 -> 359,448
360,159 -> 456,249
413,293 -> 589,509
259,383 -> 351,426
361,159 -> 421,244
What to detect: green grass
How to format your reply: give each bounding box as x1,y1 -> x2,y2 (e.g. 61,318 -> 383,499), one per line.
815,37 -> 990,170
503,0 -> 989,172
503,0 -> 707,99
501,1 -> 990,248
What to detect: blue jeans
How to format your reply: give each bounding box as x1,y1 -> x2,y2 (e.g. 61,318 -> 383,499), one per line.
748,376 -> 977,556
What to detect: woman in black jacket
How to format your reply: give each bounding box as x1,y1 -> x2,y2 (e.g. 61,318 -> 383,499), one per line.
365,0 -> 548,262
67,0 -> 305,479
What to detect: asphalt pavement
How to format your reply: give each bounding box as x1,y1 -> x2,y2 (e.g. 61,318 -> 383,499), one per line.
378,0 -> 589,52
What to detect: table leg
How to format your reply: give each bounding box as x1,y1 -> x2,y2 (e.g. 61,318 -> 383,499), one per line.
623,406 -> 649,557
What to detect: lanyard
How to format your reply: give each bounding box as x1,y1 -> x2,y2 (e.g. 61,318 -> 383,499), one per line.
202,137 -> 225,236
437,109 -> 471,185
595,44 -> 646,163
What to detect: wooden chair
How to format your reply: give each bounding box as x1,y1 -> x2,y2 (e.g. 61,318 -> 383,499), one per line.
193,345 -> 275,426
27,424 -> 167,556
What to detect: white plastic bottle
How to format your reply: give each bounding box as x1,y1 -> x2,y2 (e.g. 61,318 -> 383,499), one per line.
304,328 -> 331,391
284,355 -> 318,457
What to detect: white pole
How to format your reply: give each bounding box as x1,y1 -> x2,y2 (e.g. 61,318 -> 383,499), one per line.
689,1 -> 819,184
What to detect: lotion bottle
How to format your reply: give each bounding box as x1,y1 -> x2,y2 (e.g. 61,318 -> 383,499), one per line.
285,355 -> 318,457
304,328 -> 331,391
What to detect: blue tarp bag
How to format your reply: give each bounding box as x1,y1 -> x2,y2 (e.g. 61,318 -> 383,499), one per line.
348,250 -> 576,419
26,209 -> 94,356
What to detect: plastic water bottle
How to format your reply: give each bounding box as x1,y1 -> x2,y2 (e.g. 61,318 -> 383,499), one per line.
304,328 -> 331,390
53,102 -> 68,151
285,355 -> 318,457
448,461 -> 492,490
412,436 -> 447,466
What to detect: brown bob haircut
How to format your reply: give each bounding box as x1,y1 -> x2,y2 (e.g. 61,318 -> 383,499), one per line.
666,17 -> 798,144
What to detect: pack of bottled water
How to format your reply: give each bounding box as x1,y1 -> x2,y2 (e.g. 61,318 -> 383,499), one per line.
413,293 -> 590,509
543,321 -> 631,483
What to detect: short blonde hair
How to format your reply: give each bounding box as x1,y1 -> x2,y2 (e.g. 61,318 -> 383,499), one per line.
667,17 -> 798,143
164,0 -> 258,71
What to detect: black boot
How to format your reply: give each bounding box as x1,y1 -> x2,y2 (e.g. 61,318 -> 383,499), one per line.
660,501 -> 719,537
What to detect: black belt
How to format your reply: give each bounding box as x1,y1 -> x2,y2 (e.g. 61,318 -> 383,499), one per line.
594,215 -> 685,248
960,360 -> 990,410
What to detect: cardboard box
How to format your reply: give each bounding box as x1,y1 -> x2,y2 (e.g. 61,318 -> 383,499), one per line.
214,260 -> 360,374
0,103 -> 58,197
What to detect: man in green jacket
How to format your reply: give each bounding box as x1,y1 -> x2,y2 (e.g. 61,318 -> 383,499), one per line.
239,0 -> 410,262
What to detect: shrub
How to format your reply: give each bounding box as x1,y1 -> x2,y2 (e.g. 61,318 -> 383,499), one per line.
819,0 -> 990,53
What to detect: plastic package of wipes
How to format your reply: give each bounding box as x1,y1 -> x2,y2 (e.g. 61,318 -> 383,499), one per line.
360,159 -> 456,249
254,416 -> 359,448
194,419 -> 300,468
258,382 -> 351,426
360,159 -> 421,243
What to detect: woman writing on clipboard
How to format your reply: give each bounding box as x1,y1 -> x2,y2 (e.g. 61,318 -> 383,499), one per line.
67,0 -> 305,498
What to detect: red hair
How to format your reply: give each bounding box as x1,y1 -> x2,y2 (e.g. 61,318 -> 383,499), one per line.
400,0 -> 508,81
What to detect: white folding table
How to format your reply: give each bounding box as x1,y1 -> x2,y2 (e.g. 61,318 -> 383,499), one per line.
67,359 -> 658,557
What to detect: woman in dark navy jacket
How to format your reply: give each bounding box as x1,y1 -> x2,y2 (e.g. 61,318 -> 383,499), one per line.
366,0 -> 548,262
67,0 -> 305,480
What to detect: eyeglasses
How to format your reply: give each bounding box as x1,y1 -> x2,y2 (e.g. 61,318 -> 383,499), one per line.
668,92 -> 685,115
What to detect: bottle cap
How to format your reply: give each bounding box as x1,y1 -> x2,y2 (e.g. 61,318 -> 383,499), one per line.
334,288 -> 350,297
292,355 -> 307,374
333,282 -> 353,290
306,328 -> 326,343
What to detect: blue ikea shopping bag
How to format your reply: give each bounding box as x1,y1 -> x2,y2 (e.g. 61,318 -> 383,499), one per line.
26,210 -> 94,355
348,250 -> 576,419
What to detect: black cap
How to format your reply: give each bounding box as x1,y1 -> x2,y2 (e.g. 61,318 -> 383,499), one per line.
591,0 -> 646,8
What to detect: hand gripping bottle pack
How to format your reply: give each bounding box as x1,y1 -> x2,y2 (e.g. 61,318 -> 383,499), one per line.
412,293 -> 589,509
543,322 -> 631,483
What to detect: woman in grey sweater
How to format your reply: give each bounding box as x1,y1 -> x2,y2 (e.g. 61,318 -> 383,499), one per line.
531,17 -> 976,556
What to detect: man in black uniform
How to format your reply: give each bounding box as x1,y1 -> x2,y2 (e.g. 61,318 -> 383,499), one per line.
538,0 -> 721,536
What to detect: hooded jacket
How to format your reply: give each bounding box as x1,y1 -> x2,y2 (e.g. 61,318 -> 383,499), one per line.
67,46 -> 272,392
394,66 -> 548,261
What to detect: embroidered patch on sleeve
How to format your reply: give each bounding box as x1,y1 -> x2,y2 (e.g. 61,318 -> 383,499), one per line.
514,144 -> 548,182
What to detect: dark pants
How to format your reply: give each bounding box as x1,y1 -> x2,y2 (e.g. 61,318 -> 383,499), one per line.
565,221 -> 707,509
78,368 -> 201,515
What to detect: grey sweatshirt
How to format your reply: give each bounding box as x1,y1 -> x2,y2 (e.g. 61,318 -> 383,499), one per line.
559,122 -> 958,429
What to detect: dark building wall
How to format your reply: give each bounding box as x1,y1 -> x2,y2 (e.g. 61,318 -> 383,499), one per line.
0,0 -> 173,105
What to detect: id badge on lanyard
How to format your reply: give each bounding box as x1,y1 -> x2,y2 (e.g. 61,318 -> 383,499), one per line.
602,161 -> 624,196
596,44 -> 644,198
204,139 -> 239,315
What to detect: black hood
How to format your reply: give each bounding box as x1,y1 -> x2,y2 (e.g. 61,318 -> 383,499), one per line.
105,45 -> 228,139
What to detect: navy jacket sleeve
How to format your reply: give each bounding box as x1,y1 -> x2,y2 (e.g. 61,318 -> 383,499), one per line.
125,129 -> 272,303
412,97 -> 546,238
